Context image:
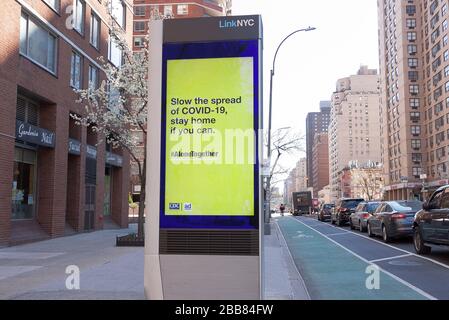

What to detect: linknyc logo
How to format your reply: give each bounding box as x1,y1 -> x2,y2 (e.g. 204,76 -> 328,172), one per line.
219,18 -> 255,29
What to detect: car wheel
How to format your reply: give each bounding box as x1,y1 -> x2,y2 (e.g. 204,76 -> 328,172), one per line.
382,225 -> 391,243
367,223 -> 374,237
414,227 -> 431,255
359,220 -> 364,232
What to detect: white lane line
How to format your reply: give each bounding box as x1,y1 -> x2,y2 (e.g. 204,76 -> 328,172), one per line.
288,217 -> 436,300
369,254 -> 413,263
327,232 -> 351,236
299,216 -> 449,272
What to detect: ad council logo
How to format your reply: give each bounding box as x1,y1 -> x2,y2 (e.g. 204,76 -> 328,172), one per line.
183,203 -> 192,211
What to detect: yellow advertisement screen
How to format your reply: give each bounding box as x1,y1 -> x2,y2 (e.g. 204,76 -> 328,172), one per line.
164,57 -> 255,216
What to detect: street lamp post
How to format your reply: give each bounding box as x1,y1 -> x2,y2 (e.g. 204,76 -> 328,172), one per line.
265,27 -> 316,234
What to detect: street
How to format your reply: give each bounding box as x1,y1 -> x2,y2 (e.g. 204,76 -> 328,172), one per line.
276,215 -> 449,300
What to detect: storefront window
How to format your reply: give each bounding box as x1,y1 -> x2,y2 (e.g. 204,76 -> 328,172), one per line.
12,147 -> 37,219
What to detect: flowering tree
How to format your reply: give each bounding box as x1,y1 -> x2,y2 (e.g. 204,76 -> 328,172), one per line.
73,3 -> 166,238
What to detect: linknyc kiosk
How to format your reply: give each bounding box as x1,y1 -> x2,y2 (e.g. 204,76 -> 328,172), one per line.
144,15 -> 263,299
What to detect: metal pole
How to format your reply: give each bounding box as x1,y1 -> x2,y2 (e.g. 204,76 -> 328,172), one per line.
264,27 -> 316,235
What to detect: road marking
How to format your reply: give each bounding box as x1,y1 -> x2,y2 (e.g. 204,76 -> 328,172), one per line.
289,217 -> 436,300
299,216 -> 449,272
274,221 -> 311,300
326,232 -> 350,237
369,254 -> 413,263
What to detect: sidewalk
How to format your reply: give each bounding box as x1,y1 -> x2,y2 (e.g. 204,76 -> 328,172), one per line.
263,215 -> 310,300
0,220 -> 309,300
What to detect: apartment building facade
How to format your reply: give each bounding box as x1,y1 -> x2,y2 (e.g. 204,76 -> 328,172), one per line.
305,101 -> 330,194
312,132 -> 329,196
328,66 -> 382,201
0,0 -> 133,246
378,0 -> 449,200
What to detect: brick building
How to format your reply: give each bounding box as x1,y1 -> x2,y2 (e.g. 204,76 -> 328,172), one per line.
305,101 -> 330,193
312,132 -> 329,196
0,0 -> 133,246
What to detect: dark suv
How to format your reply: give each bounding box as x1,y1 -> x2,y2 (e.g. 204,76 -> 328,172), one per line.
413,185 -> 449,255
331,198 -> 364,226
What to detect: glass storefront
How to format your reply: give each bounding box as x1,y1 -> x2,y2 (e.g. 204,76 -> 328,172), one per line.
12,147 -> 37,219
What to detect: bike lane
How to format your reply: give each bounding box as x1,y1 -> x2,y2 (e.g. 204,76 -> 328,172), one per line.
276,216 -> 430,300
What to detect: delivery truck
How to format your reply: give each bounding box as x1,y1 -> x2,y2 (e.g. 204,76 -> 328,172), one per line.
292,191 -> 312,216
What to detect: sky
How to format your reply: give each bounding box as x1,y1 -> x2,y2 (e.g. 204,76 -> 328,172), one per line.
233,0 -> 380,190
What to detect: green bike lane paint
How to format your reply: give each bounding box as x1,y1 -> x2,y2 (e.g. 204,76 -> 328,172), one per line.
276,217 -> 432,300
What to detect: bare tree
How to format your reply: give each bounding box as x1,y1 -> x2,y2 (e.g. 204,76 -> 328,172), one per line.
350,165 -> 383,200
265,128 -> 304,209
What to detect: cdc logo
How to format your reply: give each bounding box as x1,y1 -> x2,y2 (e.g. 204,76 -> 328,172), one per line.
169,203 -> 180,210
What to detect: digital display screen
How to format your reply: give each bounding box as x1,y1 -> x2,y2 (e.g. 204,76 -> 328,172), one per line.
160,40 -> 259,229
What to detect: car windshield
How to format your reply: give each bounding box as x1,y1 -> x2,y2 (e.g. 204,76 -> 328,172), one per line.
324,204 -> 334,209
390,201 -> 422,212
367,202 -> 380,212
342,200 -> 364,208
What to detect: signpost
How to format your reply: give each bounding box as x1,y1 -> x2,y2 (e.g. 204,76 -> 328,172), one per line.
144,15 -> 263,300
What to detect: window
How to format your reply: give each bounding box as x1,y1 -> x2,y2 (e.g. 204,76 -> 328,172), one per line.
90,14 -> 100,49
410,98 -> 420,108
446,80 -> 449,92
406,18 -> 416,28
407,32 -> 417,41
411,139 -> 421,149
134,36 -> 143,47
411,125 -> 421,135
445,35 -> 449,46
410,111 -> 420,121
177,4 -> 188,15
73,0 -> 85,34
406,5 -> 416,15
107,84 -> 122,113
443,3 -> 448,16
408,58 -> 418,67
445,65 -> 449,77
408,44 -> 417,54
134,6 -> 145,16
43,0 -> 60,12
70,51 -> 82,89
164,5 -> 173,16
134,21 -> 145,32
412,153 -> 422,162
409,70 -> 418,81
108,36 -> 122,67
412,167 -> 423,177
88,65 -> 98,90
410,84 -> 419,94
429,190 -> 443,208
110,0 -> 126,29
445,50 -> 449,61
443,19 -> 448,31
19,12 -> 57,73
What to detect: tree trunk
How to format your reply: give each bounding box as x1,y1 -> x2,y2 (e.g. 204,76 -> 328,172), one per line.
137,158 -> 146,239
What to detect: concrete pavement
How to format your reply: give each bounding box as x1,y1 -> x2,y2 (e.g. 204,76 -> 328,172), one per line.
0,221 -> 308,300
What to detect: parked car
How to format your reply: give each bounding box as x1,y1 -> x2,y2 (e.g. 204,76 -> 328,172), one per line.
318,203 -> 334,221
413,185 -> 449,254
367,200 -> 422,242
331,198 -> 364,226
349,201 -> 381,232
